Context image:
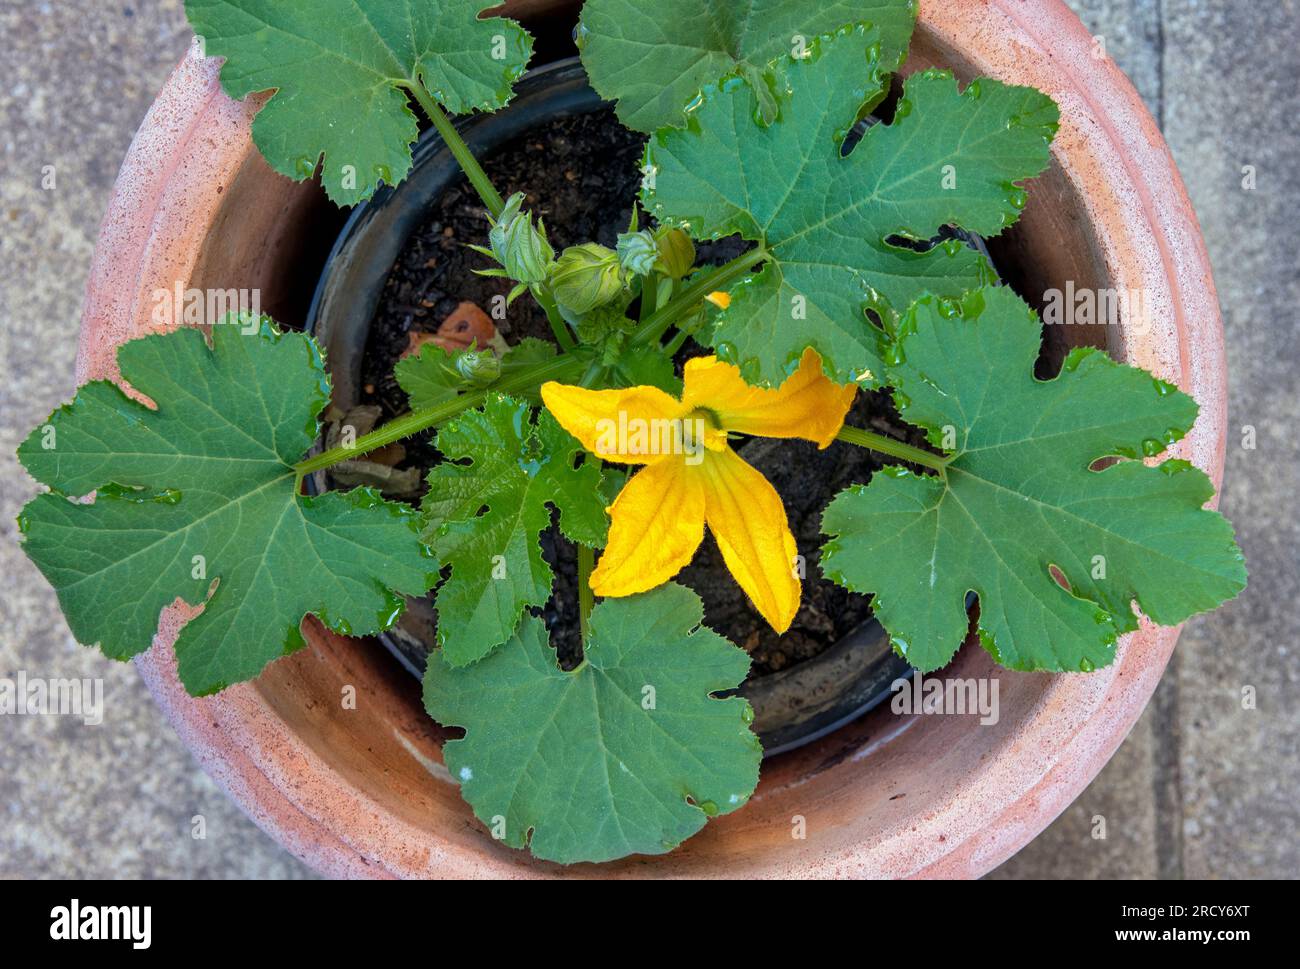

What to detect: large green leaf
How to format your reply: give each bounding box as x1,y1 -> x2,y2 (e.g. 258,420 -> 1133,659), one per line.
579,0 -> 917,133
423,584 -> 761,864
17,322 -> 437,695
820,287 -> 1246,673
421,395 -> 608,666
643,24 -> 1057,387
184,0 -> 532,204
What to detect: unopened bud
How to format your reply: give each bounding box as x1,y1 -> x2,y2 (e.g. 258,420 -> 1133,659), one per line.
653,227 -> 695,279
550,243 -> 624,314
487,192 -> 553,285
453,348 -> 502,385
616,230 -> 659,277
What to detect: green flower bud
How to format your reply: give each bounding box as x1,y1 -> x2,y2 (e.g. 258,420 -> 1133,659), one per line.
550,243 -> 624,314
486,192 -> 553,286
616,230 -> 659,277
453,348 -> 502,386
653,227 -> 695,279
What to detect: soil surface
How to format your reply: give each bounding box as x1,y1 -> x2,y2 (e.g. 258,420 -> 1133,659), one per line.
359,106 -> 931,678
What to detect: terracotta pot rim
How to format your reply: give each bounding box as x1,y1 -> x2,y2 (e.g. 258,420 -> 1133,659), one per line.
76,0 -> 1226,878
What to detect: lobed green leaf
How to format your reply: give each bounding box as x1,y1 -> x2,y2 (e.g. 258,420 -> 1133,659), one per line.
423,583 -> 761,864
184,0 -> 533,205
820,286 -> 1247,673
644,24 -> 1058,387
420,394 -> 609,666
17,321 -> 438,695
579,0 -> 917,133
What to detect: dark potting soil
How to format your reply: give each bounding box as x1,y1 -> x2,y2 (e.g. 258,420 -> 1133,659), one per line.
360,106 -> 932,678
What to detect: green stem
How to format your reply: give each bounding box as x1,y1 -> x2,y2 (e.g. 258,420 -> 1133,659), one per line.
835,425 -> 949,472
294,353 -> 583,478
633,246 -> 768,348
639,275 -> 659,323
578,359 -> 609,389
405,83 -> 575,351
533,284 -> 576,352
407,84 -> 505,217
577,545 -> 595,643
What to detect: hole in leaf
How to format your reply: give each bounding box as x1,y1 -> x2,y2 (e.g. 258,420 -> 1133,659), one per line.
1048,564 -> 1071,592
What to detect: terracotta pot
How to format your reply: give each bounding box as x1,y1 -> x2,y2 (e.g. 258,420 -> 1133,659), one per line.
77,0 -> 1226,878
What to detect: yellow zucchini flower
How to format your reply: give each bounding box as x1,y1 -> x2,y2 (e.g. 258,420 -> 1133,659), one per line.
541,348 -> 856,633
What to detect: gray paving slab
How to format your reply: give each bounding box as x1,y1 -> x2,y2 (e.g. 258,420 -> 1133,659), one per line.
1158,0 -> 1299,881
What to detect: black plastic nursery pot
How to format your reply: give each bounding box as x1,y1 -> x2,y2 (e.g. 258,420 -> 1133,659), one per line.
301,57 -> 954,756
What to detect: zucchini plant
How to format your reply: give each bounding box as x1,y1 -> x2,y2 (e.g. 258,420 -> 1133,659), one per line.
17,0 -> 1245,865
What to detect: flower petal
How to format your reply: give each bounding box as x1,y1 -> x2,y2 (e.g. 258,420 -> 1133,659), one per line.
541,382 -> 686,464
682,347 -> 856,448
701,448 -> 801,633
590,459 -> 705,597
